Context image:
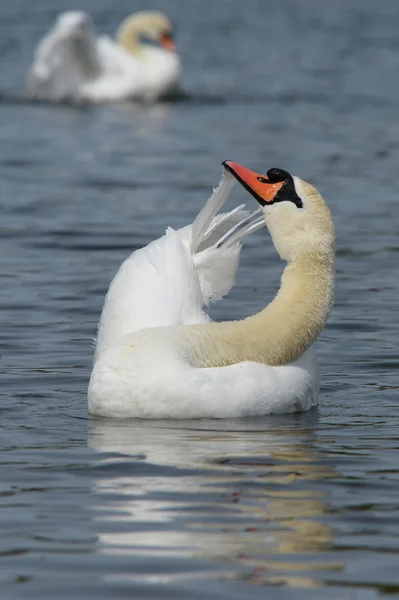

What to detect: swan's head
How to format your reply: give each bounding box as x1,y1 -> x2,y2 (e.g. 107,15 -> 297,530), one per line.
117,11 -> 176,54
56,11 -> 93,39
223,161 -> 335,263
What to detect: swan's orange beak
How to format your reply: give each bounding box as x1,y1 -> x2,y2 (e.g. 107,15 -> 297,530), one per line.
160,33 -> 176,52
223,161 -> 285,205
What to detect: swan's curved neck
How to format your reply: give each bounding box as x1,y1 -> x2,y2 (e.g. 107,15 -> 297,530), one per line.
186,252 -> 334,368
117,27 -> 144,55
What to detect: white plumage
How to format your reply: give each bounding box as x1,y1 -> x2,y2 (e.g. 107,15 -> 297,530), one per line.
88,170 -> 322,419
27,11 -> 180,103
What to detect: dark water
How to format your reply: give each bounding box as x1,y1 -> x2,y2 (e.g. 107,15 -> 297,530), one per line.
1,0 -> 399,598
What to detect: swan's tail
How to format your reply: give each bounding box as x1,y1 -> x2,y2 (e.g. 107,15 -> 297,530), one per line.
188,169 -> 265,303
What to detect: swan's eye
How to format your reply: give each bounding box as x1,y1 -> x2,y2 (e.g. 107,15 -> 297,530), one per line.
257,177 -> 268,183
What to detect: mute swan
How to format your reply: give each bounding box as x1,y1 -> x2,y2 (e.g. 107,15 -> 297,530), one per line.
88,162 -> 335,419
27,11 -> 180,103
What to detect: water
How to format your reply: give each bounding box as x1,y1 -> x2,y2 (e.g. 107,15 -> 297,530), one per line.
1,0 -> 399,597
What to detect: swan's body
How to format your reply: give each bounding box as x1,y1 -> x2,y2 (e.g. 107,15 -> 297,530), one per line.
88,163 -> 335,419
27,11 -> 180,103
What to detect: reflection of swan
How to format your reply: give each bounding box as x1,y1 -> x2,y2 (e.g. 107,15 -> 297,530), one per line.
88,418 -> 342,587
88,163 -> 335,418
27,11 -> 180,103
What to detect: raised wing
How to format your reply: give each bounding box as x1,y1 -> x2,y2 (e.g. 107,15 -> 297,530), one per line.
94,171 -> 265,359
27,11 -> 101,101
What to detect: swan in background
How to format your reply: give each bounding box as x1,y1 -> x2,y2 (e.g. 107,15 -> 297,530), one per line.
88,162 -> 335,418
27,11 -> 180,103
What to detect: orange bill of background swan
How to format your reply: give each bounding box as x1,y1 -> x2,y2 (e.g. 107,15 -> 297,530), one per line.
160,32 -> 176,51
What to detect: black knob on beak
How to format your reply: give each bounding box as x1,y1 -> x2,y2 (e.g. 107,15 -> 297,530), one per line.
266,168 -> 291,183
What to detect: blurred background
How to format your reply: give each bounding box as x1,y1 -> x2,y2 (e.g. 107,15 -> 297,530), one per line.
1,0 -> 399,598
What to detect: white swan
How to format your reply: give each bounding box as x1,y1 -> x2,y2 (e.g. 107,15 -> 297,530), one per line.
88,162 -> 335,419
27,11 -> 180,103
